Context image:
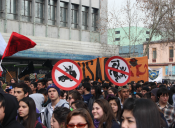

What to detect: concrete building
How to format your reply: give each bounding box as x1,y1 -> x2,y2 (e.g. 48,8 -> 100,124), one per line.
108,27 -> 161,57
143,40 -> 175,82
0,0 -> 119,81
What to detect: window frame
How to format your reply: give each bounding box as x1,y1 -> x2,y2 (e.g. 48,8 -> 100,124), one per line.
48,0 -> 57,25
115,38 -> 120,41
169,46 -> 174,58
92,8 -> 98,31
60,1 -> 68,27
115,31 -> 120,34
21,0 -> 32,22
35,0 -> 45,23
82,6 -> 88,30
152,48 -> 157,59
7,0 -> 18,20
71,4 -> 79,29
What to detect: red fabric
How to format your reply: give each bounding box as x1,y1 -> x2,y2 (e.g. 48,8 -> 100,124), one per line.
0,71 -> 2,77
1,32 -> 36,60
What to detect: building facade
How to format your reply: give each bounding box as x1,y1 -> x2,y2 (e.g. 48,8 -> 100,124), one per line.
143,41 -> 175,82
0,0 -> 119,81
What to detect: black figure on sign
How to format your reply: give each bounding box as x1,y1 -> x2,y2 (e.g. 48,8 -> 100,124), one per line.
58,65 -> 77,82
109,60 -> 127,82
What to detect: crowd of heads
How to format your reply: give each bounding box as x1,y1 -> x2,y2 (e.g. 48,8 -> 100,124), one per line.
0,77 -> 174,128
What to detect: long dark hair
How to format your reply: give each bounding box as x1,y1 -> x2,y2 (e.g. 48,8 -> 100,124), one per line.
107,96 -> 121,122
17,97 -> 37,128
122,98 -> 165,128
92,86 -> 102,99
94,99 -> 117,128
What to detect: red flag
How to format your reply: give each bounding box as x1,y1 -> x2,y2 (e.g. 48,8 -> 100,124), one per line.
1,32 -> 36,60
0,64 -> 2,77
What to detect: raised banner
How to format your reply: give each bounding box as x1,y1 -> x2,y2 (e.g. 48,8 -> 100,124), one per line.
76,56 -> 148,83
149,67 -> 162,83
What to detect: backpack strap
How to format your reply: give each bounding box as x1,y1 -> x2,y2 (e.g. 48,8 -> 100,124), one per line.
61,102 -> 69,107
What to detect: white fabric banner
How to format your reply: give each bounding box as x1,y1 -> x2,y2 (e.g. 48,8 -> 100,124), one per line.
148,67 -> 162,83
0,33 -> 7,56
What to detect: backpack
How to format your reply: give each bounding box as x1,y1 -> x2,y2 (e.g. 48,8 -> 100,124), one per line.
35,120 -> 47,128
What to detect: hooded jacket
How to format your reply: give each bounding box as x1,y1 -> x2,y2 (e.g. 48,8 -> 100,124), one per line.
0,92 -> 24,128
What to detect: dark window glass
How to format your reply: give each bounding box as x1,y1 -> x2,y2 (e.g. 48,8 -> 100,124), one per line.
92,8 -> 98,31
71,4 -> 79,29
82,6 -> 88,30
60,2 -> 68,27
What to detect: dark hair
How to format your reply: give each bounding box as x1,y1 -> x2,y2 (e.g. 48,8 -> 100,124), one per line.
94,99 -> 117,128
136,83 -> 141,89
102,83 -> 109,90
107,96 -> 121,121
53,107 -> 70,126
71,100 -> 89,111
92,86 -> 102,99
37,79 -> 45,86
16,83 -> 32,95
140,80 -> 144,83
66,108 -> 94,128
47,78 -> 52,82
82,82 -> 91,92
157,87 -> 169,100
122,98 -> 164,128
10,78 -> 17,83
0,79 -> 5,84
38,88 -> 47,96
69,90 -> 82,101
31,82 -> 37,88
24,76 -> 30,82
143,92 -> 151,99
17,97 -> 37,128
60,90 -> 65,97
108,87 -> 118,96
0,93 -> 5,111
159,84 -> 166,88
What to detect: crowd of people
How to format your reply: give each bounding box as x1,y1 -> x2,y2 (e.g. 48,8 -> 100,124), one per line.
0,77 -> 175,128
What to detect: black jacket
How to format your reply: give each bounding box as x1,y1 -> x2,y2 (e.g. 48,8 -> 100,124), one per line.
0,92 -> 24,128
103,120 -> 120,128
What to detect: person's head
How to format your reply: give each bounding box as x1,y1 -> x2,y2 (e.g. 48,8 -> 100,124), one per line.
143,92 -> 151,99
0,93 -> 5,124
82,82 -> 91,93
66,108 -> 94,128
102,83 -> 109,91
141,86 -> 149,96
17,97 -> 37,128
108,96 -> 121,121
0,79 -> 5,85
76,83 -> 83,95
51,107 -> 70,128
38,88 -> 48,103
92,99 -> 116,128
150,88 -> 159,102
30,82 -> 37,93
37,79 -> 45,90
157,87 -> 169,104
127,83 -> 134,93
10,78 -> 17,84
89,80 -> 94,86
47,83 -> 60,102
14,83 -> 32,101
91,86 -> 102,99
108,87 -> 117,96
47,78 -> 53,88
71,100 -> 89,111
68,91 -> 82,105
135,83 -> 142,92
118,85 -> 129,101
24,76 -> 31,87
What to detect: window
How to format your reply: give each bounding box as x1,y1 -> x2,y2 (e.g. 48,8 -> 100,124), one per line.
146,38 -> 149,41
115,31 -> 120,34
0,0 -> 3,18
115,38 -> 120,41
71,4 -> 79,29
169,46 -> 174,58
48,0 -> 56,25
35,0 -> 44,24
92,8 -> 98,31
146,31 -> 150,34
60,2 -> 68,27
21,0 -> 32,22
152,48 -> 156,59
82,6 -> 88,30
7,0 -> 17,20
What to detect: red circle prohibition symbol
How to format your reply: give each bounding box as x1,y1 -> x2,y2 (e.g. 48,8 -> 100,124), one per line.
52,59 -> 82,90
105,56 -> 131,86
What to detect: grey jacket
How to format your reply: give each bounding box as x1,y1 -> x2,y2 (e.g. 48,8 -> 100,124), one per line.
41,99 -> 69,128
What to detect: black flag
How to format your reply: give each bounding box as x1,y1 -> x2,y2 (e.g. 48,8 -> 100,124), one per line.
18,61 -> 34,79
42,59 -> 53,70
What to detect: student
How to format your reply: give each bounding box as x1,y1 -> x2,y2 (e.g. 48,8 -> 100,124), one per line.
37,80 -> 46,91
118,85 -> 129,108
141,86 -> 149,96
10,78 -> 18,84
24,76 -> 31,87
71,100 -> 89,111
17,97 -> 43,128
0,93 -> 24,128
38,88 -> 49,107
82,82 -> 92,104
46,78 -> 53,88
30,82 -> 37,94
108,96 -> 121,123
92,99 -> 120,128
67,90 -> 82,105
121,98 -> 166,128
108,87 -> 118,96
66,108 -> 94,128
156,87 -> 175,128
51,107 -> 70,128
135,83 -> 142,93
41,83 -> 69,128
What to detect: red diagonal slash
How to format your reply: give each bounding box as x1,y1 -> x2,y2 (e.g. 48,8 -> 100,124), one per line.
56,67 -> 79,83
107,67 -> 130,76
